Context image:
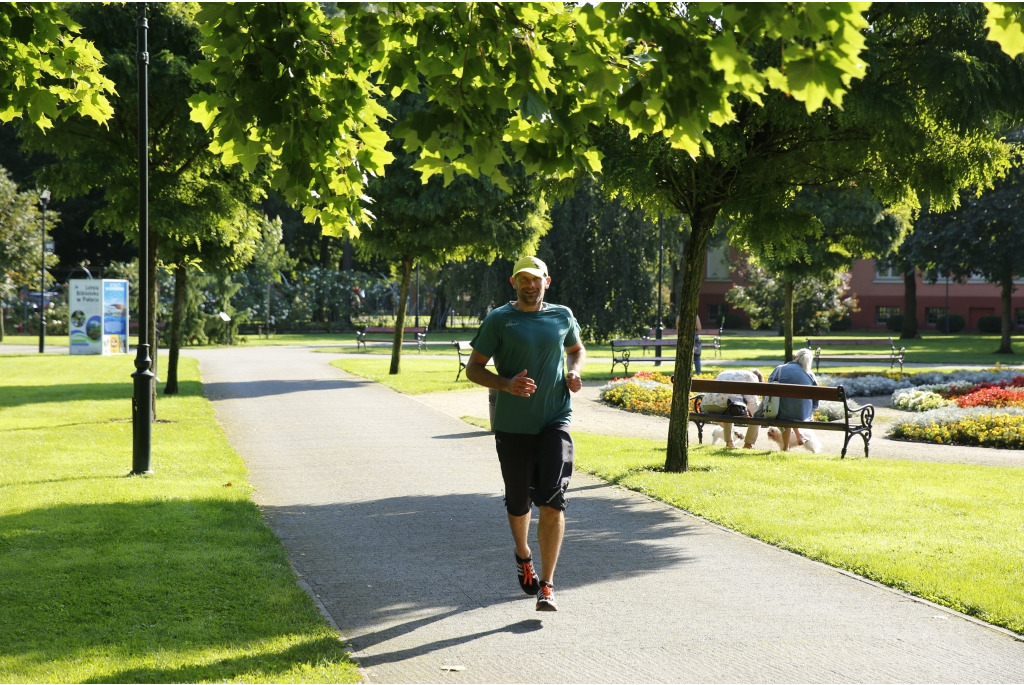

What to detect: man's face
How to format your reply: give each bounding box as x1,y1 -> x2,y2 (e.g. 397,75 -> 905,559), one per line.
511,272 -> 550,307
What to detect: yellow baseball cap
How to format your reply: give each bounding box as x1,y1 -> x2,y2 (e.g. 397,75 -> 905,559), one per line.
512,255 -> 548,278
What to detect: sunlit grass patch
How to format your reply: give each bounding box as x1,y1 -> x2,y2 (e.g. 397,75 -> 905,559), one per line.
0,355 -> 361,683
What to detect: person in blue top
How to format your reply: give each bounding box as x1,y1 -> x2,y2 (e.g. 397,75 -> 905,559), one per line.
466,256 -> 585,612
768,348 -> 818,451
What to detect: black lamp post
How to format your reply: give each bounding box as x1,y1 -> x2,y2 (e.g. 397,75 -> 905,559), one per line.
131,2 -> 154,475
38,189 -> 50,353
654,212 -> 665,366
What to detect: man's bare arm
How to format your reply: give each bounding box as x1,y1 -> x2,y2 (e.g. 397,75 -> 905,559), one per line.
565,341 -> 585,393
465,350 -> 537,397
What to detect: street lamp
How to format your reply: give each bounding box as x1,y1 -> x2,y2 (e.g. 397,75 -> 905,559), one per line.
38,189 -> 50,353
131,2 -> 154,475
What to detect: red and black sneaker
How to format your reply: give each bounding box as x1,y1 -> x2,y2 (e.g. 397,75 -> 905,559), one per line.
515,552 -> 539,595
535,581 -> 557,611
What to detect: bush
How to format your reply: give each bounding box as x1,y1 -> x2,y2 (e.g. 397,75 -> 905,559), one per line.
830,316 -> 852,331
891,389 -> 951,411
935,313 -> 965,333
885,313 -> 903,332
977,315 -> 1003,333
722,312 -> 743,329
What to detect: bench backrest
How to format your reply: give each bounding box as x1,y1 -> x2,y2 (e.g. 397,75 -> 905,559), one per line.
690,378 -> 841,402
647,328 -> 679,337
612,338 -> 677,348
806,337 -> 892,347
454,341 -> 473,352
364,326 -> 427,334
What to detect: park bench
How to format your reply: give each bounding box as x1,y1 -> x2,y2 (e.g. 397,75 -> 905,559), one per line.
805,337 -> 905,374
610,338 -> 676,374
356,326 -> 427,351
453,341 -> 496,381
688,378 -> 874,458
646,323 -> 723,358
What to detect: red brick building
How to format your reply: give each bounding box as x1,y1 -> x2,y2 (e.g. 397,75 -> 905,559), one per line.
698,246 -> 1024,332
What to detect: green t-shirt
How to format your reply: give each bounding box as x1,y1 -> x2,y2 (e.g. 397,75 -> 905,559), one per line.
470,302 -> 581,434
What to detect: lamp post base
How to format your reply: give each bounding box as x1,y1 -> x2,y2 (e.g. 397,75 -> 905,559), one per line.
131,343 -> 154,474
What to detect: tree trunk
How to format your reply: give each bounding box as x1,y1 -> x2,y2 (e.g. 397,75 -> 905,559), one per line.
164,263 -> 186,395
342,238 -> 354,271
665,210 -> 714,473
0,302 -> 5,341
429,279 -> 449,331
997,267 -> 1015,354
901,267 -> 918,340
148,233 -> 159,418
390,255 -> 413,375
783,279 -> 794,362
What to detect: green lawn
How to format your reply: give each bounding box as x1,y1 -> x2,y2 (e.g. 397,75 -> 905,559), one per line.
0,354 -> 361,683
463,417 -> 1024,636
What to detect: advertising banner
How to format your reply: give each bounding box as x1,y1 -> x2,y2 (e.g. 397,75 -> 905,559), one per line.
68,279 -> 130,355
69,279 -> 102,355
102,280 -> 129,355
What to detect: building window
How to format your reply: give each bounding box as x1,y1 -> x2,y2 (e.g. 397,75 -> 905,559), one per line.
876,306 -> 900,325
1018,309 -> 1024,327
707,304 -> 727,325
705,246 -> 731,281
925,307 -> 949,326
967,272 -> 988,284
874,264 -> 903,283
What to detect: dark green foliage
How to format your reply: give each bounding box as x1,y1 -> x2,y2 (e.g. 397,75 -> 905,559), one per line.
936,314 -> 967,334
978,315 -> 1005,334
538,178 -> 659,342
722,312 -> 744,329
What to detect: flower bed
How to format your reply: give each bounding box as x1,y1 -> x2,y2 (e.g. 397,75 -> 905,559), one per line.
600,370 -> 711,417
888,373 -> 1024,411
955,386 -> 1024,409
891,389 -> 952,412
819,369 -> 1024,399
888,406 -> 1024,449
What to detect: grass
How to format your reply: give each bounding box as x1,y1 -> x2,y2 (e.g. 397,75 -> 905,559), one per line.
0,354 -> 361,683
566,431 -> 1024,636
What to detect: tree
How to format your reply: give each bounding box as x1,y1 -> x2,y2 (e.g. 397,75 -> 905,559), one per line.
597,5 -> 1024,470
726,263 -> 858,336
16,3 -> 265,405
729,187 -> 908,360
360,95 -> 549,374
539,177 -> 664,342
189,3 -> 1024,472
912,163 -> 1024,354
0,166 -> 57,340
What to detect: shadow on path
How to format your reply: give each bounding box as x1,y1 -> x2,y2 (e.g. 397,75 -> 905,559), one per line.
202,377 -> 370,401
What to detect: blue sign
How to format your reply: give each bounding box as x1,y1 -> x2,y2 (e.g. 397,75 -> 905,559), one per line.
103,281 -> 128,336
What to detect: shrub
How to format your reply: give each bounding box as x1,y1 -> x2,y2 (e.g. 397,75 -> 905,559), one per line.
722,312 -> 744,329
813,400 -> 846,422
885,313 -> 903,332
891,388 -> 952,411
935,313 -> 965,333
977,315 -> 1003,333
889,414 -> 1024,449
830,316 -> 852,331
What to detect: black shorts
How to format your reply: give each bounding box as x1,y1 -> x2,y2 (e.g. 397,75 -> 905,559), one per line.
493,423 -> 574,516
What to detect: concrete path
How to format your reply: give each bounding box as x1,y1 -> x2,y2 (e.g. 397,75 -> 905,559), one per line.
186,346 -> 1023,683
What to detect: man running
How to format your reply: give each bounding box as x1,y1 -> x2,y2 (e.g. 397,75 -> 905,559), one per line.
466,256 -> 585,612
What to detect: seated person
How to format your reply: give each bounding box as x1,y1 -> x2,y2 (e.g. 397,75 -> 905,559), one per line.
700,368 -> 765,449
768,348 -> 818,451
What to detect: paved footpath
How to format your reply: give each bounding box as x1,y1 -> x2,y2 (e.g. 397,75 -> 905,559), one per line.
188,346 -> 1024,683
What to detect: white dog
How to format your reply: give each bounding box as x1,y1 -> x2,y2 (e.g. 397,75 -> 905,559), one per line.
711,425 -> 746,446
766,426 -> 822,453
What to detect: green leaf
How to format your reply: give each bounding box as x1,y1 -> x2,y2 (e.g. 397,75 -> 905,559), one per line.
984,2 -> 1024,58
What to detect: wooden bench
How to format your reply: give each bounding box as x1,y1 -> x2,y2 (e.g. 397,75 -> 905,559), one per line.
687,378 -> 874,458
805,337 -> 905,374
453,341 -> 495,381
356,326 -> 427,351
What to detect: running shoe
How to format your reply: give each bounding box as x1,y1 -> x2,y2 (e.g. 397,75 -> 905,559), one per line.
535,581 -> 557,611
515,552 -> 539,595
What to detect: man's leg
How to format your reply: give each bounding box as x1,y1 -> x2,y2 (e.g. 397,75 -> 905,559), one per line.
508,511 -> 531,560
537,506 -> 564,583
